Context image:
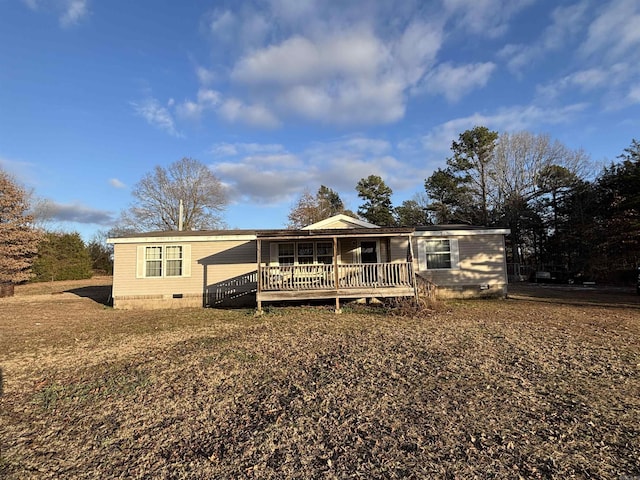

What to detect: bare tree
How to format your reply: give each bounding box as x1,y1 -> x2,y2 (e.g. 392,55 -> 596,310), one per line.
490,132 -> 590,204
489,132 -> 591,266
119,158 -> 227,231
0,170 -> 43,290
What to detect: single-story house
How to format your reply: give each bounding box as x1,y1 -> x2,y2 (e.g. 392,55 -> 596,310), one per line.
107,214 -> 510,312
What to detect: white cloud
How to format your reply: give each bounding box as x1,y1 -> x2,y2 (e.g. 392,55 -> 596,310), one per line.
218,98 -> 281,128
60,0 -> 89,27
22,0 -> 89,27
210,142 -> 285,157
226,21 -> 442,126
214,160 -> 307,204
496,1 -> 640,111
211,136 -> 419,206
628,84 -> 640,104
582,0 -> 640,61
109,178 -> 126,189
627,83 -> 640,103
22,0 -> 39,10
269,0 -> 317,22
232,30 -> 385,86
210,143 -> 238,157
536,63 -> 637,109
422,62 -> 496,102
422,104 -> 587,154
499,1 -> 589,74
175,88 -> 221,121
208,9 -> 235,38
443,0 -> 535,38
205,8 -> 269,52
196,66 -> 216,85
131,98 -> 181,137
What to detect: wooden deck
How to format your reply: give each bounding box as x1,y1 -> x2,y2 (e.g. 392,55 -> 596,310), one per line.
257,262 -> 416,307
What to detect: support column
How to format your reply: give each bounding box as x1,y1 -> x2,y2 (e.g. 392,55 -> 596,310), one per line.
256,239 -> 263,315
333,236 -> 341,313
408,234 -> 419,305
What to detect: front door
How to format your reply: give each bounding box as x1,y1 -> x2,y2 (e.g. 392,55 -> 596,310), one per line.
360,241 -> 378,263
360,241 -> 378,284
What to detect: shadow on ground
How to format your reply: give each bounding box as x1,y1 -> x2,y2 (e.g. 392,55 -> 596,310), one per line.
65,285 -> 112,306
508,283 -> 640,310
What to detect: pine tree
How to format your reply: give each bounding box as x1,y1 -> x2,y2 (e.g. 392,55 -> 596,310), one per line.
356,175 -> 395,226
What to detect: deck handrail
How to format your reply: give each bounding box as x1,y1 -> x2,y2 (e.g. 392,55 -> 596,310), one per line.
260,262 -> 413,291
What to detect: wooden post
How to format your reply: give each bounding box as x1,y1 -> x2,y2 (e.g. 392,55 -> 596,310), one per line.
256,239 -> 263,315
408,234 -> 419,305
333,236 -> 341,313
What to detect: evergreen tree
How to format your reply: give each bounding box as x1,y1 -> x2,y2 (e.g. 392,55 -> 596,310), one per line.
594,139 -> 640,273
424,168 -> 474,224
356,175 -> 395,226
33,232 -> 93,282
447,126 -> 499,225
87,231 -> 113,275
394,199 -> 430,226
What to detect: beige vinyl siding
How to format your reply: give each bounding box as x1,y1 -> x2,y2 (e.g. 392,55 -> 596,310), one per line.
389,237 -> 411,263
379,239 -> 388,262
112,240 -> 257,300
340,239 -> 356,264
414,234 -> 507,287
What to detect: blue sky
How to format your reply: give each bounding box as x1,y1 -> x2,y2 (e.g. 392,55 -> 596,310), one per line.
1,0 -> 639,239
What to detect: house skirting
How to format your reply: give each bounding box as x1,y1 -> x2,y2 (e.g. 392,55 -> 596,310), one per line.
112,294 -> 205,310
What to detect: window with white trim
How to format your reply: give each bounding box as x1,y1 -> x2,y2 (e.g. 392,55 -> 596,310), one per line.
165,246 -> 183,276
425,239 -> 453,269
145,246 -> 163,277
137,244 -> 191,278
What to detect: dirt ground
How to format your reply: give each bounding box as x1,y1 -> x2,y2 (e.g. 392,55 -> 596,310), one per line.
0,279 -> 638,479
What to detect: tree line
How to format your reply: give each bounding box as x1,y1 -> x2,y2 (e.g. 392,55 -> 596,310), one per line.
288,129 -> 639,283
1,133 -> 638,290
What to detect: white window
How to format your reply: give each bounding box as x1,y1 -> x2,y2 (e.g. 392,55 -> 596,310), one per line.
165,246 -> 183,276
419,238 -> 459,270
425,239 -> 452,269
137,245 -> 191,278
145,246 -> 163,277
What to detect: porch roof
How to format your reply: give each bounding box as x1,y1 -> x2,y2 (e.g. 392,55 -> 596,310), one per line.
256,227 -> 414,241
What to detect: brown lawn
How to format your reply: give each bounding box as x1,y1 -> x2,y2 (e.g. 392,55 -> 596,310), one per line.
0,279 -> 638,479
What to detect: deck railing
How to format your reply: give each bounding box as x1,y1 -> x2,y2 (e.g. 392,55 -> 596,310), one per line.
260,262 -> 413,291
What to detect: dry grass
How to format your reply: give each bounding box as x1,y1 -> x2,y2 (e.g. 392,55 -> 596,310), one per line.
1,279 -> 639,479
